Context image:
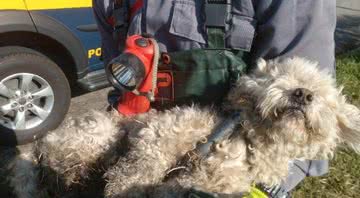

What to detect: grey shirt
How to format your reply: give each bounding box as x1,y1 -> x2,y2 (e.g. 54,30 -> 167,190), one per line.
93,0 -> 336,73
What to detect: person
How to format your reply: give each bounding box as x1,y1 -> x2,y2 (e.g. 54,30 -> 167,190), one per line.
92,0 -> 336,197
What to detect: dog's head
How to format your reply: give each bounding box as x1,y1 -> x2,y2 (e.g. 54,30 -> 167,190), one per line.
228,57 -> 360,158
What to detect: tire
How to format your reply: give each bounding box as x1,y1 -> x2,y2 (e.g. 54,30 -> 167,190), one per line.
0,46 -> 71,146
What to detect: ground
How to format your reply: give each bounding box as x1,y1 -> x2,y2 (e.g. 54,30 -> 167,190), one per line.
68,86 -> 110,117
335,1 -> 360,54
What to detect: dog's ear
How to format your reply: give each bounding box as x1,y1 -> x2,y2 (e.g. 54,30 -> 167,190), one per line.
253,58 -> 267,76
255,58 -> 267,73
337,102 -> 360,153
254,58 -> 278,76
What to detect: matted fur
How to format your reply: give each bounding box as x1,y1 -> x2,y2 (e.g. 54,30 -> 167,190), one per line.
5,57 -> 360,197
2,144 -> 40,198
4,110 -> 125,197
104,106 -> 220,197
104,57 -> 360,197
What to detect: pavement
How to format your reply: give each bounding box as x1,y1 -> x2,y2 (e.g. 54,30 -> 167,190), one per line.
68,87 -> 111,116
335,0 -> 360,53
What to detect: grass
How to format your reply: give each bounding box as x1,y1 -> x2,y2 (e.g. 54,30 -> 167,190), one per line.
293,49 -> 360,198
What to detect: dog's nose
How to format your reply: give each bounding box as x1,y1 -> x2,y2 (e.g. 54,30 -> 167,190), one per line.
292,88 -> 313,105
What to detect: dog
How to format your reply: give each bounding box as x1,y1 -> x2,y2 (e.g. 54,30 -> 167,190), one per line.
2,111 -> 124,198
3,57 -> 360,198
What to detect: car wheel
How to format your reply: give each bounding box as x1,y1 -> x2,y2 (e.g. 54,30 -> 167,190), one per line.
0,46 -> 71,146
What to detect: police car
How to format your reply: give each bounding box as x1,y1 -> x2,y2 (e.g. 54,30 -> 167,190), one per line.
0,0 -> 107,145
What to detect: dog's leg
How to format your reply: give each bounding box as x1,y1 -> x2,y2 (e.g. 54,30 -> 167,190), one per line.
104,106 -> 218,198
3,144 -> 41,198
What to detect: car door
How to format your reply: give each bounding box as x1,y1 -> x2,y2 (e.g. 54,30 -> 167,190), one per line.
24,0 -> 104,71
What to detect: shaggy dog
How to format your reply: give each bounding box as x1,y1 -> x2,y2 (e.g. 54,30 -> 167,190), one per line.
2,57 -> 360,198
1,111 -> 125,197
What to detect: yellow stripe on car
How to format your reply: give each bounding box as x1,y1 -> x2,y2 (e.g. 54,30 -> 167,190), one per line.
0,0 -> 92,10
25,0 -> 92,10
0,1 -> 27,10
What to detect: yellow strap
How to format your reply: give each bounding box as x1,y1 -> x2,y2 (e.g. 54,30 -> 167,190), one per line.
243,186 -> 269,198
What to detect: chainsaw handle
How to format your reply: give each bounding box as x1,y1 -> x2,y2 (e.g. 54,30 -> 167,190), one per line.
196,111 -> 243,157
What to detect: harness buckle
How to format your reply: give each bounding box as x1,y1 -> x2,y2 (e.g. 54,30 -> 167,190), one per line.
205,0 -> 231,29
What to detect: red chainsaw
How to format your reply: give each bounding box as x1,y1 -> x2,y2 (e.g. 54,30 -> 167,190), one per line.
105,34 -> 163,116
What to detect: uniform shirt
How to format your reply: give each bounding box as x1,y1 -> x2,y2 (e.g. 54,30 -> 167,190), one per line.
93,0 -> 336,74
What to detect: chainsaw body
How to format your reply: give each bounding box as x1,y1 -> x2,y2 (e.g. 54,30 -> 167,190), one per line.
106,35 -> 157,115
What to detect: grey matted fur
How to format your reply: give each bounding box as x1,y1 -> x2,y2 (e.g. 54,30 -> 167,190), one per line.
4,57 -> 360,198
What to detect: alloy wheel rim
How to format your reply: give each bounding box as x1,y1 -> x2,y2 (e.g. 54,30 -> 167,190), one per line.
0,73 -> 54,130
